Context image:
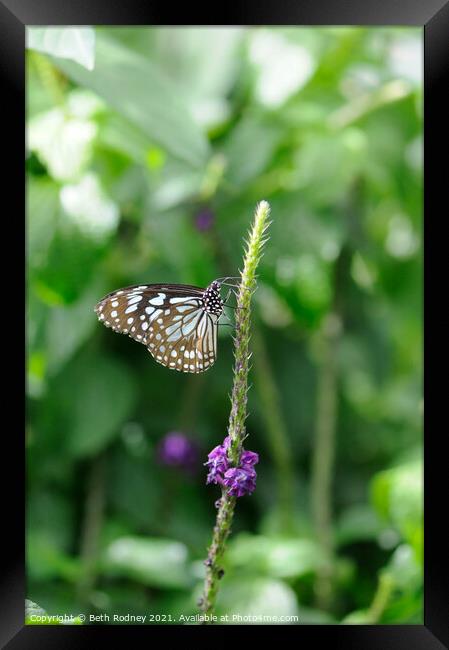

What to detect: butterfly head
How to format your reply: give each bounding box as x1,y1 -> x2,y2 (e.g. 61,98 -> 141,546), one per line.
203,280 -> 224,316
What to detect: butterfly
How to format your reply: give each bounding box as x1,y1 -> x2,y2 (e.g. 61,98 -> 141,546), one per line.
94,278 -> 238,373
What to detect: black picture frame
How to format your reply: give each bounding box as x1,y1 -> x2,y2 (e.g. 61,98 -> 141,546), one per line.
4,0 -> 447,646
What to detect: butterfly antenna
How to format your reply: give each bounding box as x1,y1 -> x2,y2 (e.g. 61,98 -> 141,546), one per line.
216,276 -> 241,283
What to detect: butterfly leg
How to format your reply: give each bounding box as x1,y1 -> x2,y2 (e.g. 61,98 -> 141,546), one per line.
222,287 -> 243,310
219,311 -> 234,327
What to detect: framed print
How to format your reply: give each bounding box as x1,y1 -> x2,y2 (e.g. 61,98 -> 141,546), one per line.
1,0 -> 447,646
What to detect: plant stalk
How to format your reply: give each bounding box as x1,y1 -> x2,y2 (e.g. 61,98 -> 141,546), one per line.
311,190 -> 358,610
199,200 -> 271,619
77,454 -> 106,606
310,310 -> 340,610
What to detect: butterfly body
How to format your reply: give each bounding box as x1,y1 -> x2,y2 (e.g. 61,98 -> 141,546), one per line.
202,280 -> 224,315
94,281 -> 225,373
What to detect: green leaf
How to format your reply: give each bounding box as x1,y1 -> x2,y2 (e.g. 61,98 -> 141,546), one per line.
372,548 -> 423,624
99,111 -> 151,164
389,463 -> 423,561
27,489 -> 75,553
27,27 -> 96,71
336,504 -> 382,546
33,175 -> 117,306
28,176 -> 114,307
294,254 -> 332,315
27,56 -> 55,117
103,537 -> 191,589
371,461 -> 423,561
215,577 -> 299,622
380,592 -> 423,624
148,163 -> 203,211
387,544 -> 421,592
226,534 -> 326,579
147,208 -> 216,286
27,532 -> 80,583
54,353 -> 138,458
25,599 -> 47,619
293,128 -> 368,206
59,172 -> 119,242
108,451 -> 164,530
34,227 -> 104,305
27,488 -> 79,582
50,34 -> 210,168
341,609 -> 371,624
371,467 -> 392,520
296,606 -> 336,624
45,280 -> 107,375
27,496 -> 76,584
28,107 -> 97,182
26,599 -> 83,625
27,178 -> 60,270
222,114 -> 283,186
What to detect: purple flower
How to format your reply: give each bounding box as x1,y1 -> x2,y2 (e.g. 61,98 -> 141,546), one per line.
194,208 -> 215,232
240,450 -> 259,467
205,443 -> 229,485
223,466 -> 257,497
205,435 -> 258,497
157,432 -> 198,472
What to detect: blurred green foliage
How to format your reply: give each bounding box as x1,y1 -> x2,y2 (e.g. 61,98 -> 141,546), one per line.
26,26 -> 423,624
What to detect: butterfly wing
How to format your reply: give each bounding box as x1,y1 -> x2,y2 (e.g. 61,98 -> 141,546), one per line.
94,284 -> 169,345
147,305 -> 219,373
94,284 -> 219,373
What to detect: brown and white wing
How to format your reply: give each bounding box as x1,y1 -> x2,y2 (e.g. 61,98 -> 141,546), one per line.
146,300 -> 219,373
95,285 -> 218,373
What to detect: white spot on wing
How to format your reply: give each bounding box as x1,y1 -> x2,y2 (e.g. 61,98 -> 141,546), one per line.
149,293 -> 166,306
165,322 -> 179,336
128,295 -> 142,305
170,297 -> 199,305
167,329 -> 182,342
148,309 -> 162,322
182,313 -> 201,336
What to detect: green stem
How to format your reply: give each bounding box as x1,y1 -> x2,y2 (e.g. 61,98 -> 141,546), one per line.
199,200 -> 271,619
77,454 -> 106,606
199,154 -> 226,202
252,325 -> 295,533
310,311 -> 341,610
310,179 -> 361,611
367,572 -> 395,623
